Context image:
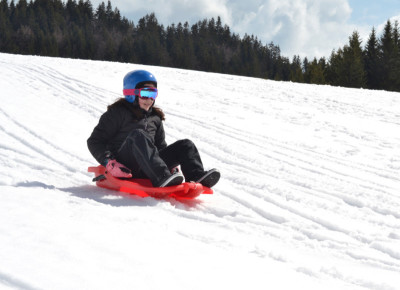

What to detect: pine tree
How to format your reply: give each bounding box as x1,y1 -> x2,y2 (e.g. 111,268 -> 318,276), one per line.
391,20 -> 400,91
0,0 -> 12,51
378,20 -> 397,90
364,27 -> 380,89
135,13 -> 165,65
95,1 -> 106,23
326,31 -> 366,88
325,48 -> 344,86
182,21 -> 196,69
290,55 -> 304,83
307,58 -> 326,84
343,31 -> 366,88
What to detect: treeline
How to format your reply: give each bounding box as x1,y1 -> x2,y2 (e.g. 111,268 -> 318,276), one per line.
1,0 -> 400,92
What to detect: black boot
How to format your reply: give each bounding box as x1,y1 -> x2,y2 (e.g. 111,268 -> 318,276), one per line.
196,169 -> 220,188
156,171 -> 184,187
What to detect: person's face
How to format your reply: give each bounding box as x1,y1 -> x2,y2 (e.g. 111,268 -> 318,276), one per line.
138,83 -> 155,111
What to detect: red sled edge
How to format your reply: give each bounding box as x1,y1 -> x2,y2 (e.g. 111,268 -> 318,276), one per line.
88,165 -> 213,199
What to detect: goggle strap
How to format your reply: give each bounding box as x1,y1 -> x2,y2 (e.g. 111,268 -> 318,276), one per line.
123,89 -> 136,96
123,88 -> 157,96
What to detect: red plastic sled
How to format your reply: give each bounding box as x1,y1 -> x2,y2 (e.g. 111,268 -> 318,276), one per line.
88,165 -> 213,199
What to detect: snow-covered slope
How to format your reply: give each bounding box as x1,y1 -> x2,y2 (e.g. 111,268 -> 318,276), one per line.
1,53 -> 400,290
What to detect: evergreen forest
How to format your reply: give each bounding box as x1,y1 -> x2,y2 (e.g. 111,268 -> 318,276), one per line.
1,0 -> 400,92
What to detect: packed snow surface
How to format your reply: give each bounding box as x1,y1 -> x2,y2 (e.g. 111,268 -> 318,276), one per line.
1,53 -> 400,290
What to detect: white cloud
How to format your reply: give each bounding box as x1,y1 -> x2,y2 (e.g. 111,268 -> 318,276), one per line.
107,0 -> 231,26
376,14 -> 400,33
226,0 -> 354,58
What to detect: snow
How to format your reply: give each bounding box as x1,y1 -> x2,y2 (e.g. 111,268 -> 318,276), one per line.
1,52 -> 400,290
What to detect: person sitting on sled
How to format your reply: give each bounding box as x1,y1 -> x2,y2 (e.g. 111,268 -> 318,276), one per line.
87,70 -> 220,188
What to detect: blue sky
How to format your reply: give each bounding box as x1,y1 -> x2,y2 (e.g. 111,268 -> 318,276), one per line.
348,0 -> 400,26
91,0 -> 400,59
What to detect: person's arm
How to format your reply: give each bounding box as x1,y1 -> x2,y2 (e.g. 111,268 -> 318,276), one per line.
154,121 -> 167,150
87,107 -> 121,165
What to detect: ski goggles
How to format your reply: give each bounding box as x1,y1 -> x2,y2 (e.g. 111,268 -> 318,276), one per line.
123,87 -> 158,100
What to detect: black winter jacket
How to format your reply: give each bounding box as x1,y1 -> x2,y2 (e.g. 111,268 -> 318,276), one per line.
87,100 -> 167,165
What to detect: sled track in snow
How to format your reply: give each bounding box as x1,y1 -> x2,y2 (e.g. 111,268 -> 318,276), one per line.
0,107 -> 88,170
3,60 -> 110,118
167,107 -> 399,185
167,108 -> 400,207
164,87 -> 400,274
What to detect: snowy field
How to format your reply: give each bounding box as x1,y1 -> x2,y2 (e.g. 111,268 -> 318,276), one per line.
1,52 -> 400,290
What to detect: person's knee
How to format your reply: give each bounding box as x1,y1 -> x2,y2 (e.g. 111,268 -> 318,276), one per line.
178,139 -> 198,152
178,139 -> 195,147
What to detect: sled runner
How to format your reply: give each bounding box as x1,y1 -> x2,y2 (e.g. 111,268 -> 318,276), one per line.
88,165 -> 213,199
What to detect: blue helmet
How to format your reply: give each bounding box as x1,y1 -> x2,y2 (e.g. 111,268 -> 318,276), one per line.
123,70 -> 157,103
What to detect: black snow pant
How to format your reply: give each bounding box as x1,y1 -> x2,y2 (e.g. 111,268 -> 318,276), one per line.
116,129 -> 205,186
